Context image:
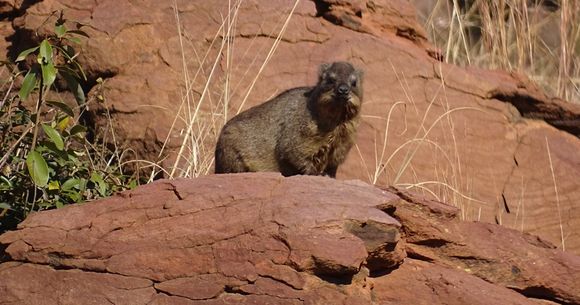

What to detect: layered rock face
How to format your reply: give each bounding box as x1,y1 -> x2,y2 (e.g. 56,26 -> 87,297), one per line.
1,0 -> 579,254
1,174 -> 579,304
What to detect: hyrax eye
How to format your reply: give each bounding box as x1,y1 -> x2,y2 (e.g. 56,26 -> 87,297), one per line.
351,79 -> 357,87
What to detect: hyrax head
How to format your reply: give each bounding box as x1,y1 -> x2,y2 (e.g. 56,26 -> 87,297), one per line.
316,62 -> 363,109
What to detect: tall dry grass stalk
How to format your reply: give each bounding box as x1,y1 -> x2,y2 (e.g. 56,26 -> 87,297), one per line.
423,0 -> 579,103
545,137 -> 565,250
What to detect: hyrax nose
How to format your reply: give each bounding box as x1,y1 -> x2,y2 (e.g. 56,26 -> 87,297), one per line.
337,84 -> 350,96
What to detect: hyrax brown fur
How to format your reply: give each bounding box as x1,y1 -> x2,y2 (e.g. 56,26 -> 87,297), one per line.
215,61 -> 363,177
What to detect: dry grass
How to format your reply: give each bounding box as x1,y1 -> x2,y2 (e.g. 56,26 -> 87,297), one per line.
362,61 -> 489,220
414,0 -> 573,233
419,0 -> 579,103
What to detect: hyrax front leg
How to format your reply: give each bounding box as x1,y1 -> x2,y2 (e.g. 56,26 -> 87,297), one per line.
323,165 -> 338,178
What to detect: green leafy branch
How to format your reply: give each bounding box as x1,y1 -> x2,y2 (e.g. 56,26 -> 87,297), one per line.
0,12 -> 137,229
15,14 -> 88,189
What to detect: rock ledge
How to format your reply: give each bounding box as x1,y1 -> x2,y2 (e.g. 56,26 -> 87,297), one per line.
1,173 -> 578,305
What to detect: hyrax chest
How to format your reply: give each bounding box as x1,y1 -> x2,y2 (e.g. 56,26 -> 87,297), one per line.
310,120 -> 357,170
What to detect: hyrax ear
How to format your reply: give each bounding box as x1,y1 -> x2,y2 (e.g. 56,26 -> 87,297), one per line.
319,63 -> 331,79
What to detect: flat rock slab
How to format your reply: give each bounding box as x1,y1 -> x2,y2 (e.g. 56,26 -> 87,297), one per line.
0,173 -> 402,304
1,173 -> 579,305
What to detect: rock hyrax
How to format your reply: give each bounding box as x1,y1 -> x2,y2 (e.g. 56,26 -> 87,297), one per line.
215,61 -> 363,177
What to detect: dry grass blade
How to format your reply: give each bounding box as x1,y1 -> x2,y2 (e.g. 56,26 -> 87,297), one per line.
545,137 -> 565,251
397,181 -> 489,205
372,101 -> 406,184
393,106 -> 484,184
236,0 -> 301,114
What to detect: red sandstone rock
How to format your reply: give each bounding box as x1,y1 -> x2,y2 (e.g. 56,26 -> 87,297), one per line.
0,0 -> 18,15
385,186 -> 580,304
372,259 -> 541,305
0,262 -> 155,305
1,0 -> 579,257
1,174 -> 579,304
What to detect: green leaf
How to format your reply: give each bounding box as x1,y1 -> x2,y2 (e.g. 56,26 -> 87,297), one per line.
66,191 -> 81,203
55,201 -> 64,209
57,116 -> 71,132
37,201 -> 52,208
79,178 -> 87,192
41,61 -> 57,88
42,124 -> 64,150
46,100 -> 74,117
18,70 -> 37,100
39,40 -> 53,64
42,142 -> 69,161
26,150 -> 49,187
128,179 -> 138,190
62,178 -> 80,191
0,176 -> 13,188
70,124 -> 87,137
62,72 -> 85,105
90,172 -> 107,197
0,203 -> 12,210
48,180 -> 60,190
16,46 -> 39,62
66,150 -> 80,165
55,24 -> 67,38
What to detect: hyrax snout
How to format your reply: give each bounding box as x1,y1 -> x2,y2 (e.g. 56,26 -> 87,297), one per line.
215,61 -> 363,178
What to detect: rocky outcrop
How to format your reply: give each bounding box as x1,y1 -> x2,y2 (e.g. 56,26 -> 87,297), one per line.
1,174 -> 579,304
1,0 -> 579,255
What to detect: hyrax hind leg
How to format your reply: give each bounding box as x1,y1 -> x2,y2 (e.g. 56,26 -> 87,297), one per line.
214,143 -> 248,174
275,138 -> 326,177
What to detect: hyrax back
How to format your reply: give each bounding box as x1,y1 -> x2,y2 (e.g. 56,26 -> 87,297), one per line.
215,61 -> 363,177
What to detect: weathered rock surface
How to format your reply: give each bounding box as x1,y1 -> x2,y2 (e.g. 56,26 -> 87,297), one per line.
1,0 -> 579,255
1,174 -> 579,305
385,187 -> 580,304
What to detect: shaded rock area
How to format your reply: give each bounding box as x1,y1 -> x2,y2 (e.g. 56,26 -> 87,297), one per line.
0,0 -> 579,255
1,173 -> 579,305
